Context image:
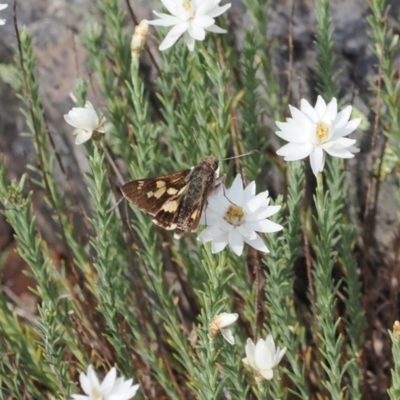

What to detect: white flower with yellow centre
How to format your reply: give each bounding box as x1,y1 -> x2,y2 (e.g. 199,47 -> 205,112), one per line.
64,101 -> 106,145
198,174 -> 283,256
242,335 -> 286,382
209,312 -> 238,344
0,4 -> 8,25
71,365 -> 139,400
148,0 -> 231,51
275,96 -> 361,176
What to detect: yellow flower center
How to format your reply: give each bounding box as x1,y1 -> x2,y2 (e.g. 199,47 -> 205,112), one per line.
182,0 -> 193,11
91,388 -> 105,400
316,121 -> 330,144
224,205 -> 246,226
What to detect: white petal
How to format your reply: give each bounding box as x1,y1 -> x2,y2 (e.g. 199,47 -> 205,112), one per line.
314,96 -> 327,118
265,334 -> 276,355
159,22 -> 189,50
85,365 -> 100,394
149,12 -> 181,26
192,15 -> 215,28
333,105 -> 352,129
100,367 -> 117,395
75,130 -> 93,145
188,23 -> 205,41
79,370 -> 92,395
260,368 -> 274,381
0,19 -> 5,25
246,205 -> 280,221
324,147 -> 355,159
200,208 -> 223,226
71,396 -> 89,400
276,142 -> 314,161
205,24 -> 226,33
211,232 -> 229,253
246,219 -> 283,233
243,234 -> 269,253
243,181 -> 256,204
109,383 -> 139,400
0,4 -> 8,11
160,0 -> 178,15
309,147 -> 325,175
245,190 -> 269,213
237,224 -> 257,240
228,229 -> 244,256
208,192 -> 230,215
216,312 -> 238,328
206,3 -> 231,18
127,384 -> 140,398
322,97 -> 337,123
347,145 -> 360,154
275,122 -> 309,144
64,107 -> 99,130
300,98 -> 320,123
255,338 -> 273,369
329,137 -> 356,148
244,339 -> 257,369
289,105 -> 313,130
221,328 -> 235,344
331,118 -> 361,138
226,174 -> 244,205
184,31 -> 196,51
197,225 -> 224,241
274,347 -> 287,365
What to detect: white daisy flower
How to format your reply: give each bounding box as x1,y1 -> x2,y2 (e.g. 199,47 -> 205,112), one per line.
148,0 -> 231,51
71,365 -> 139,400
198,174 -> 283,256
209,312 -> 238,345
64,101 -> 106,145
242,335 -> 286,382
275,96 -> 361,176
0,4 -> 8,25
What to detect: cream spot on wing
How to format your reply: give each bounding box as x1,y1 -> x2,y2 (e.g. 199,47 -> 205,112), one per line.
167,187 -> 178,195
162,201 -> 178,212
154,187 -> 166,198
177,185 -> 188,195
156,180 -> 166,188
191,209 -> 199,221
153,218 -> 177,230
137,180 -> 144,189
147,191 -> 154,198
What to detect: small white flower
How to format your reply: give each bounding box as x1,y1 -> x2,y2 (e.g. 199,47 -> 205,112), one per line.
148,0 -> 231,51
198,174 -> 283,256
64,101 -> 106,145
71,365 -> 139,400
242,335 -> 286,382
275,96 -> 361,176
209,312 -> 238,344
0,4 -> 8,25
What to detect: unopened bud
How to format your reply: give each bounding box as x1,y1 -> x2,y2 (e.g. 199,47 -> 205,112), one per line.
131,20 -> 149,56
393,321 -> 400,340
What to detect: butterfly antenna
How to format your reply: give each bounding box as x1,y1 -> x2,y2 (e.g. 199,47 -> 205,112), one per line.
219,149 -> 259,161
107,196 -> 125,213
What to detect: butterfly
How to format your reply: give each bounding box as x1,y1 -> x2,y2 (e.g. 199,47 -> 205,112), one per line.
121,156 -> 222,239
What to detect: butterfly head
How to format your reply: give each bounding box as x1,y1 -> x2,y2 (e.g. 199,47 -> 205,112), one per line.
200,156 -> 219,172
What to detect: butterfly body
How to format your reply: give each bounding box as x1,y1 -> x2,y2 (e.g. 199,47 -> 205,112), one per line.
121,156 -> 220,239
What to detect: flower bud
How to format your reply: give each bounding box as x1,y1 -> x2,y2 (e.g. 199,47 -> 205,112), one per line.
131,20 -> 148,57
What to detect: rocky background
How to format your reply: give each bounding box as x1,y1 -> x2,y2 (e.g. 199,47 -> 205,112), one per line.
0,0 -> 399,398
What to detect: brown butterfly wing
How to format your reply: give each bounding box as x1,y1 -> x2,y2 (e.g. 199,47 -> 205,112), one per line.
120,169 -> 192,225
